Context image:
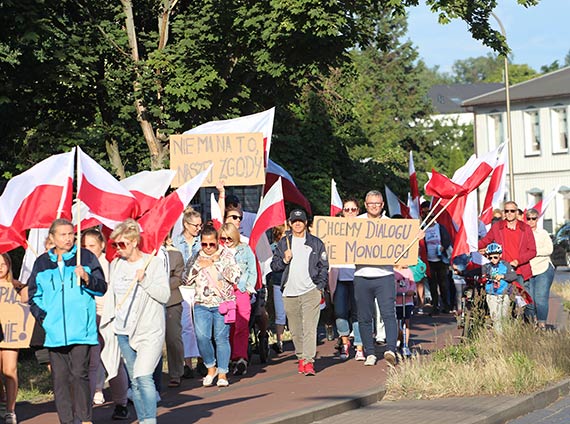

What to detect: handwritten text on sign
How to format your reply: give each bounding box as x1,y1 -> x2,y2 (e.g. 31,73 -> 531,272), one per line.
0,281 -> 35,348
170,132 -> 264,187
312,217 -> 420,266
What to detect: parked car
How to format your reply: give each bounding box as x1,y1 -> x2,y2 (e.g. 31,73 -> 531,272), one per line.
551,222 -> 570,268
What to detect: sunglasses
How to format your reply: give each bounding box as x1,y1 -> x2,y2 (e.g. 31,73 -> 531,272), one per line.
186,222 -> 202,228
201,242 -> 217,248
527,217 -> 538,221
220,236 -> 233,243
111,241 -> 129,250
227,215 -> 242,221
366,202 -> 383,207
343,207 -> 358,212
504,209 -> 517,213
488,254 -> 501,260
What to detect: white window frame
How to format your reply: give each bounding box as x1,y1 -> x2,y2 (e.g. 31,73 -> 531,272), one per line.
550,106 -> 569,154
487,112 -> 504,151
523,108 -> 542,156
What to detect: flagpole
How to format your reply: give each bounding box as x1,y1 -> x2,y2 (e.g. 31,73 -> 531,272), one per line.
419,197 -> 443,230
395,194 -> 459,264
76,147 -> 82,286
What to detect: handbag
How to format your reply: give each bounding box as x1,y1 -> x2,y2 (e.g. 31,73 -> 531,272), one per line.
218,300 -> 237,324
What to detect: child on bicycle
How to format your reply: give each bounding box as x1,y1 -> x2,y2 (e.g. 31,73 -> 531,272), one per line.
482,243 -> 518,332
394,264 -> 416,357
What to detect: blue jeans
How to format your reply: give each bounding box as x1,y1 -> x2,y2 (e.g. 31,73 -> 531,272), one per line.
334,280 -> 362,346
194,304 -> 231,374
117,335 -> 157,424
354,275 -> 397,355
527,264 -> 555,323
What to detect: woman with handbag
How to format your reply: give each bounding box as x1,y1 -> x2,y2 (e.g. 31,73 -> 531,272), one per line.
184,224 -> 240,387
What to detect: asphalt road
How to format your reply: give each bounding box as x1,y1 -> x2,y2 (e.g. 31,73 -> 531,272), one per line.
554,266 -> 570,284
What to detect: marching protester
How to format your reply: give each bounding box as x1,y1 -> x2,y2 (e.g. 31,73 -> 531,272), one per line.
271,209 -> 329,376
0,253 -> 27,424
172,206 -> 204,378
354,191 -> 398,367
219,222 -> 257,376
28,219 -> 107,424
183,224 -> 241,387
526,208 -> 555,329
81,229 -> 130,420
101,219 -> 170,424
267,224 -> 288,354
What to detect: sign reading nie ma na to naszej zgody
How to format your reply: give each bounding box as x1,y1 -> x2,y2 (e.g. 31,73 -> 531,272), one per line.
312,216 -> 420,266
170,132 -> 265,187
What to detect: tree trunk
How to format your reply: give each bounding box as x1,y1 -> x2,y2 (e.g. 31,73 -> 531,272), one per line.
105,139 -> 127,180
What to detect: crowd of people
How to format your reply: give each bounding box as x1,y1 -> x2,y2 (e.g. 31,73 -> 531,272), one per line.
0,188 -> 558,424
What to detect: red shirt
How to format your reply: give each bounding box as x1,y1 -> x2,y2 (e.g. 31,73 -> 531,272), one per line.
502,222 -> 521,263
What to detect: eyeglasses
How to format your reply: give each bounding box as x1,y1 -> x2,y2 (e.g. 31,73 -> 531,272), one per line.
366,202 -> 383,207
220,237 -> 233,243
527,217 -> 538,221
504,209 -> 517,213
111,241 -> 130,250
488,254 -> 501,260
185,222 -> 202,228
343,207 -> 358,213
201,242 -> 217,248
227,215 -> 242,221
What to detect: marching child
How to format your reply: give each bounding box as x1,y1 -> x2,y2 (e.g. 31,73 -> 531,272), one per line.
482,243 -> 518,332
394,264 -> 416,357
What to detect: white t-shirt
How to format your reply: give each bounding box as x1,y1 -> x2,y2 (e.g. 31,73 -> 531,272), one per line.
354,213 -> 393,278
283,236 -> 314,296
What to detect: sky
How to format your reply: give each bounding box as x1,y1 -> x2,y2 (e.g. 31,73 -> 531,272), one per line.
406,0 -> 570,74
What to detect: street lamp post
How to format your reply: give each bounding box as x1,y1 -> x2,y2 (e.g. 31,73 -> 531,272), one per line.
491,12 -> 515,202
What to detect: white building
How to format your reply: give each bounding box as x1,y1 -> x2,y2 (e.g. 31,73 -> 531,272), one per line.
463,67 -> 570,233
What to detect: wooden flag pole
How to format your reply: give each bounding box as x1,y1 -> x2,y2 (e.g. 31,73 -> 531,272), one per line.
419,197 -> 443,230
76,148 -> 82,286
394,194 -> 459,264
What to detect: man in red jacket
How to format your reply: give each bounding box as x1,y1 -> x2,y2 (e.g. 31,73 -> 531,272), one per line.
478,201 -> 536,285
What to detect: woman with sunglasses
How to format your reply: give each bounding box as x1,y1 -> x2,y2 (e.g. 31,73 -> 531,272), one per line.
219,223 -> 257,376
183,224 -> 240,387
101,219 -> 170,424
526,208 -> 555,330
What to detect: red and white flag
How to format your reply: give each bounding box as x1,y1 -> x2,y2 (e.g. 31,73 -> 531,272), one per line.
0,150 -> 74,253
210,193 -> 223,230
120,170 -> 176,215
265,159 -> 311,214
409,151 -> 420,219
527,185 -> 559,229
184,108 -> 275,166
480,144 -> 507,225
249,177 -> 286,252
385,185 -> 411,218
138,165 -> 213,253
330,179 -> 343,216
77,147 -> 139,225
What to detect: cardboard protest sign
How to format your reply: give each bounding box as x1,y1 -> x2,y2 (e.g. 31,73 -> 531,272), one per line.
0,281 -> 35,348
170,132 -> 264,187
312,216 -> 420,266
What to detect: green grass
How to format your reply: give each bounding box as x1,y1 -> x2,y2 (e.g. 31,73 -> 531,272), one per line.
17,353 -> 53,404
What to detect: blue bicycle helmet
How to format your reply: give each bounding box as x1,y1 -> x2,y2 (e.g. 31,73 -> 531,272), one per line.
485,242 -> 503,255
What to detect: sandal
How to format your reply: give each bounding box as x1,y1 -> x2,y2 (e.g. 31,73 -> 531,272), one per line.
168,378 -> 181,388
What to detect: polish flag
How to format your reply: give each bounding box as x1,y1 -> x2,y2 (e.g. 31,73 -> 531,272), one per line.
138,165 -> 213,253
480,144 -> 507,225
184,108 -> 275,166
265,159 -> 311,214
0,150 -> 74,253
409,151 -> 420,219
385,185 -> 411,218
77,147 -> 139,224
210,193 -> 223,230
425,170 -> 467,199
330,179 -> 343,216
249,177 -> 286,252
527,185 -> 559,229
120,170 -> 176,215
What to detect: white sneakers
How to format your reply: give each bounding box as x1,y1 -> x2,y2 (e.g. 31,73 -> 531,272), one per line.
5,412 -> 17,424
364,355 -> 377,366
384,350 -> 397,367
93,391 -> 105,405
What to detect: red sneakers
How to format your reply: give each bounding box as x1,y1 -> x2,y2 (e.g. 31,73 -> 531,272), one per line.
298,359 -> 305,374
303,362 -> 316,376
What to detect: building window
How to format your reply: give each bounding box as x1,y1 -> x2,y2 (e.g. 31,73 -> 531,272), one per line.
551,107 -> 569,153
487,113 -> 504,150
524,109 -> 541,156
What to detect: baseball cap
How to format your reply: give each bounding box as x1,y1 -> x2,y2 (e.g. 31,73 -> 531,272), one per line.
289,209 -> 307,222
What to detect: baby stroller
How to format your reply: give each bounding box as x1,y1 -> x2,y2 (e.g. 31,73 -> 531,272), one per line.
396,291 -> 415,359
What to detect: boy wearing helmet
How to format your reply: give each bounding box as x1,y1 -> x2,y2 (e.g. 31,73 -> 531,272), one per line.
482,243 -> 518,332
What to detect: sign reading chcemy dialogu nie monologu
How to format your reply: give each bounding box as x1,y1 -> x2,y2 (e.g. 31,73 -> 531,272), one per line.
170,132 -> 264,187
0,281 -> 35,348
312,217 -> 420,266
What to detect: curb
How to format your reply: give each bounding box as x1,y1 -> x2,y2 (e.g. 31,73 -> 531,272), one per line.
467,378 -> 570,424
252,387 -> 386,424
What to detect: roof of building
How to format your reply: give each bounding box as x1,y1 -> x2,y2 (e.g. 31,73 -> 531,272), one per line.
428,83 -> 503,114
462,66 -> 570,108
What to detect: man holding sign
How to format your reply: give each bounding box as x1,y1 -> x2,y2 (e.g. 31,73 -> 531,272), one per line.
354,190 -> 398,367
